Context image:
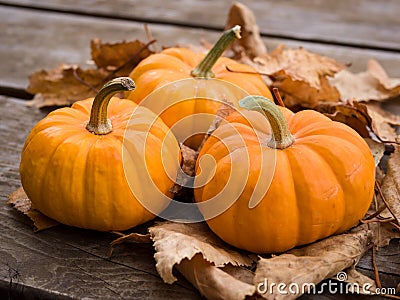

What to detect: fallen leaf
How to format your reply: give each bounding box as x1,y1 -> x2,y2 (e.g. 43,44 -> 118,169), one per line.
26,38 -> 153,107
149,222 -> 253,284
8,187 -> 59,231
225,2 -> 267,58
364,138 -> 385,167
254,229 -> 372,299
91,38 -> 154,76
177,254 -> 255,300
26,64 -> 106,107
315,99 -> 399,141
330,59 -> 400,102
314,100 -> 372,137
241,45 -> 344,108
108,231 -> 152,257
381,146 -> 400,223
344,267 -> 377,295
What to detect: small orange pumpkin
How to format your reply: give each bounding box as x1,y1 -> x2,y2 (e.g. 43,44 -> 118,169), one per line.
20,77 -> 181,231
194,96 -> 375,253
126,26 -> 273,148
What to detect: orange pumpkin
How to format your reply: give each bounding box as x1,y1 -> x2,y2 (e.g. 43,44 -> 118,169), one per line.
20,77 -> 181,231
126,26 -> 273,148
194,96 -> 375,253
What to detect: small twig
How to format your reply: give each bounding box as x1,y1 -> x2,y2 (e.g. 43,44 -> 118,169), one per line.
225,65 -> 270,77
363,204 -> 388,220
372,245 -> 382,289
375,181 -> 398,221
272,88 -> 285,107
73,67 -> 99,93
389,221 -> 400,231
360,217 -> 395,224
381,294 -> 400,300
144,24 -> 159,53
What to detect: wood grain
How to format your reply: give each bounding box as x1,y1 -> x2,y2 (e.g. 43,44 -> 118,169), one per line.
1,4 -> 400,94
2,0 -> 400,51
0,96 -> 201,300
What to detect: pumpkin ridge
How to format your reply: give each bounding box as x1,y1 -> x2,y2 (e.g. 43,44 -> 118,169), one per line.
284,145 -> 344,245
39,132 -> 91,221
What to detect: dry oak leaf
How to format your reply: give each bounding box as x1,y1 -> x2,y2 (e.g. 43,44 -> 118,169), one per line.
381,145 -> 400,224
330,59 -> 400,102
149,222 -> 253,284
243,45 -> 344,108
254,229 -> 373,300
8,187 -> 59,231
26,64 -> 107,108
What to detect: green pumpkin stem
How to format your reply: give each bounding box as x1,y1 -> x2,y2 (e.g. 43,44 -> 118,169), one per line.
191,25 -> 241,78
239,96 -> 295,149
86,77 -> 135,135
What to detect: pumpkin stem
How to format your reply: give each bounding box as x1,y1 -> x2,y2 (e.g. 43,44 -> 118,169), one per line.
191,25 -> 241,78
86,77 -> 135,135
239,96 -> 295,149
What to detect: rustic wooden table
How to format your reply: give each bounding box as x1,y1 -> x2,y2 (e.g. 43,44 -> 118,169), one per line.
1,1 -> 399,299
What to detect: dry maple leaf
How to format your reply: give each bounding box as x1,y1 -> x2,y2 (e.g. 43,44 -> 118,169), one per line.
149,222 -> 254,284
254,229 -> 372,299
8,187 -> 59,231
330,59 -> 400,102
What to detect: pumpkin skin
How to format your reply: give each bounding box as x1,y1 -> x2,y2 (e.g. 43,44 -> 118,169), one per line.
20,78 -> 181,231
126,27 -> 273,148
194,97 -> 375,253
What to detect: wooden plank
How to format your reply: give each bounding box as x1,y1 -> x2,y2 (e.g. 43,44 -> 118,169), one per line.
0,96 -> 202,300
1,96 -> 399,299
1,5 -> 400,94
2,0 -> 400,51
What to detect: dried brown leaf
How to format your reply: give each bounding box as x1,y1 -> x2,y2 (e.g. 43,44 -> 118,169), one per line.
91,38 -> 153,76
26,38 -> 153,108
364,138 -> 385,167
177,254 -> 255,300
8,187 -> 59,231
314,101 -> 372,137
381,146 -> 400,223
149,222 -> 253,284
344,267 -> 377,295
254,229 -> 372,299
225,2 -> 266,58
26,64 -> 106,107
243,45 -> 344,108
314,99 -> 399,141
331,59 -> 400,102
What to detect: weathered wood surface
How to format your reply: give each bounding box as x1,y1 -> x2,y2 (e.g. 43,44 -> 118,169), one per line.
0,0 -> 399,299
2,2 -> 400,93
0,96 -> 202,300
1,96 -> 399,299
3,0 -> 400,51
